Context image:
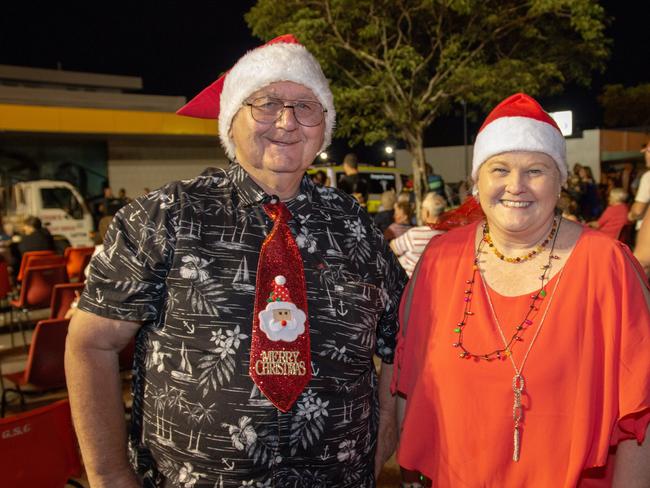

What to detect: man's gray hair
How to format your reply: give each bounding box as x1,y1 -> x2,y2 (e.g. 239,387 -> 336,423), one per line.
422,192 -> 446,217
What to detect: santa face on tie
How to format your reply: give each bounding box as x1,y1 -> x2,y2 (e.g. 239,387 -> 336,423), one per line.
259,275 -> 306,342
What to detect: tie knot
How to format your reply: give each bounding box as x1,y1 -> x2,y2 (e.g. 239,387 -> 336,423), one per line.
264,200 -> 292,223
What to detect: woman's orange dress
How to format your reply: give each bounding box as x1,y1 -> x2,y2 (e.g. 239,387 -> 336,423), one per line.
393,222 -> 650,487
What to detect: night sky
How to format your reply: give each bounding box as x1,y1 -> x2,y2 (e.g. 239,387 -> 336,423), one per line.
1,1 -> 648,161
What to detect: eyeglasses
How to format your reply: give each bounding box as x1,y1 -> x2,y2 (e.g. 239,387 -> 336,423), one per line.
244,96 -> 326,127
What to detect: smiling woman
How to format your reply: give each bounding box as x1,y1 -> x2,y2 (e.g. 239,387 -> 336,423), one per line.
393,93 -> 650,487
477,151 -> 561,244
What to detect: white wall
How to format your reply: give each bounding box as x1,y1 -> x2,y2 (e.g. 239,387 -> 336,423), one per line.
396,145 -> 473,183
107,138 -> 229,197
565,129 -> 601,181
396,129 -> 602,183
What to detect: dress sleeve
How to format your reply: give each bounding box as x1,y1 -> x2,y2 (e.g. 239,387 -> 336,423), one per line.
610,243 -> 650,445
78,185 -> 179,322
597,207 -> 612,228
374,226 -> 408,364
391,244 -> 434,396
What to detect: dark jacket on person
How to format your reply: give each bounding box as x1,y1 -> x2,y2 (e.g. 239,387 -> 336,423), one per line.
374,210 -> 394,233
17,228 -> 55,255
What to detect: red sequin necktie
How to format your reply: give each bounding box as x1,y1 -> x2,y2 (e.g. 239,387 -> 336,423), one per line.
250,198 -> 311,412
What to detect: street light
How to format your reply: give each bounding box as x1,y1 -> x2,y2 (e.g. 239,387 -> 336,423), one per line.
319,152 -> 328,161
385,145 -> 394,155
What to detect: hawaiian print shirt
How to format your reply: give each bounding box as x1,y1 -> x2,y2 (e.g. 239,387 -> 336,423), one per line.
78,162 -> 407,488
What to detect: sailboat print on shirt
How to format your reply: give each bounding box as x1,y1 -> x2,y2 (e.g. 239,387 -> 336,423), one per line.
232,256 -> 255,292
171,342 -> 197,383
325,227 -> 343,256
248,383 -> 272,407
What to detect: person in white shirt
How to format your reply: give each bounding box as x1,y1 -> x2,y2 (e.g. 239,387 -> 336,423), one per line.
628,142 -> 650,229
390,192 -> 446,277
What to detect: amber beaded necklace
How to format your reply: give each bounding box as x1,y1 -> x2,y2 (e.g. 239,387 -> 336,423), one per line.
483,218 -> 558,263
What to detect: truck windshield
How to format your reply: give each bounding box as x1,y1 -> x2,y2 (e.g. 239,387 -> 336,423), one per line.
41,188 -> 84,219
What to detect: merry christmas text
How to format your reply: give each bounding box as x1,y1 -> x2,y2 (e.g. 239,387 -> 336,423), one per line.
254,350 -> 307,376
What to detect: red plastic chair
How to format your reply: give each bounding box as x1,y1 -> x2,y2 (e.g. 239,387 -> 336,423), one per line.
63,246 -> 95,282
0,399 -> 83,488
16,250 -> 56,283
10,264 -> 68,347
50,283 -> 85,319
1,318 -> 70,416
0,259 -> 11,300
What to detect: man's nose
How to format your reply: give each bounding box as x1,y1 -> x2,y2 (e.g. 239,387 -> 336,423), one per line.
275,105 -> 299,129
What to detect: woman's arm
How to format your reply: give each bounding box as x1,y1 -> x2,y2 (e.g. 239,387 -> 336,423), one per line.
612,423 -> 650,488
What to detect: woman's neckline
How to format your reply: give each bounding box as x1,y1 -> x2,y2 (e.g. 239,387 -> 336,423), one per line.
472,219 -> 585,299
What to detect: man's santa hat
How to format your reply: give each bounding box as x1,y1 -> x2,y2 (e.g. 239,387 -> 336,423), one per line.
264,275 -> 296,311
472,93 -> 567,184
177,34 -> 335,161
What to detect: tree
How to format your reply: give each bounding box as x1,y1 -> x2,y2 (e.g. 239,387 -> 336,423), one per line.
599,84 -> 650,128
246,0 -> 609,209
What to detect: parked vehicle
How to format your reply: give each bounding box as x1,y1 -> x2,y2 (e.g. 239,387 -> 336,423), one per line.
3,180 -> 94,247
307,165 -> 407,213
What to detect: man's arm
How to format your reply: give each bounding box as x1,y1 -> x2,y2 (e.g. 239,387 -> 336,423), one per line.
374,362 -> 397,479
65,309 -> 141,488
628,201 -> 648,222
634,216 -> 650,276
612,424 -> 650,488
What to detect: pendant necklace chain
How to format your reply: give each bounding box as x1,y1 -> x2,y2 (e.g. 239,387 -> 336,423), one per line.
482,246 -> 565,462
454,216 -> 565,462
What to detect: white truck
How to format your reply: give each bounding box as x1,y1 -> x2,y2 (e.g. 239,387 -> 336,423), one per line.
4,180 -> 94,247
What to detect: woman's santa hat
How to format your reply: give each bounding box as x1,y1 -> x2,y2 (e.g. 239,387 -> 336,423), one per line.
472,93 -> 567,184
177,34 -> 336,161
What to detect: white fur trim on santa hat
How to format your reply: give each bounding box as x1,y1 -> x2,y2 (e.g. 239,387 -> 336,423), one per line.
472,116 -> 567,184
219,43 -> 336,160
264,301 -> 298,312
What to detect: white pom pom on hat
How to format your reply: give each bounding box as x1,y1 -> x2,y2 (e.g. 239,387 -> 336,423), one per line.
472,93 -> 567,184
177,34 -> 336,161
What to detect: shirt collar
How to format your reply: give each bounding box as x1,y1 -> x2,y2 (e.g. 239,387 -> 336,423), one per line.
227,161 -> 316,212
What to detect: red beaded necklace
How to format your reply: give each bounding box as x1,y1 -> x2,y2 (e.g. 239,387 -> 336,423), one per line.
452,217 -> 561,361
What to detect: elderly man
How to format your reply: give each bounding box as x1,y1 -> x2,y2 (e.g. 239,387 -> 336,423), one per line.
65,35 -> 406,488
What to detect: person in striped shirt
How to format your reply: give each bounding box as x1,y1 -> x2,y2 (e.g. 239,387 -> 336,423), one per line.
390,193 -> 446,277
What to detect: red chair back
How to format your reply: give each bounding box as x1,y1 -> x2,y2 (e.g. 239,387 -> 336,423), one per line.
50,282 -> 85,319
0,399 -> 82,488
64,246 -> 95,281
21,318 -> 70,389
0,260 -> 11,299
16,250 -> 56,282
12,264 -> 68,310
